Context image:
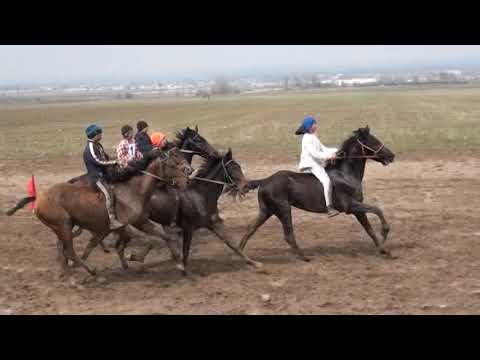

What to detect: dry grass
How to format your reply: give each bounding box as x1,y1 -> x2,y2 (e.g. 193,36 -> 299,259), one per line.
1,85 -> 480,162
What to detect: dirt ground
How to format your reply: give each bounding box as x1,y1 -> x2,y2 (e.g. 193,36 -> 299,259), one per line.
1,154 -> 480,314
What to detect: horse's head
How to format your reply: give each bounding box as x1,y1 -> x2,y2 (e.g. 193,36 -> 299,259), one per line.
353,125 -> 395,166
148,147 -> 192,190
220,148 -> 249,195
177,125 -> 219,159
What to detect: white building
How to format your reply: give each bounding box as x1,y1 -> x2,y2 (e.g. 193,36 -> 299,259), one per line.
334,78 -> 378,86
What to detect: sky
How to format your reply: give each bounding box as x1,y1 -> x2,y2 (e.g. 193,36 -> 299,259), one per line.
1,45 -> 480,86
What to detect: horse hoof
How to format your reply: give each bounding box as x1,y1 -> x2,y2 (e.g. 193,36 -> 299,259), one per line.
380,250 -> 396,259
251,261 -> 263,269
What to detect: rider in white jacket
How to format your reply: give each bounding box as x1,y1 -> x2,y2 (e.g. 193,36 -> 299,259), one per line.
295,116 -> 340,217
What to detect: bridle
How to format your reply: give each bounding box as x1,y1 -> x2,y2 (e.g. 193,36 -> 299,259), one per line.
356,139 -> 385,158
336,139 -> 385,160
191,157 -> 240,188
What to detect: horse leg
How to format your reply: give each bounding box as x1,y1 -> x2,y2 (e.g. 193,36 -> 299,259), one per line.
353,212 -> 392,257
81,231 -> 110,260
99,237 -> 111,253
207,222 -> 263,268
351,201 -> 391,244
211,205 -> 224,224
276,206 -> 310,262
123,224 -> 185,273
182,229 -> 193,275
129,245 -> 153,263
55,238 -> 69,275
115,231 -> 130,270
140,220 -> 183,269
58,226 -> 97,276
72,226 -> 83,238
239,210 -> 272,251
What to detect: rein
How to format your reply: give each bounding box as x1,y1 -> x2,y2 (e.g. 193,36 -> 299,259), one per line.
336,139 -> 385,160
191,158 -> 238,187
139,170 -> 176,186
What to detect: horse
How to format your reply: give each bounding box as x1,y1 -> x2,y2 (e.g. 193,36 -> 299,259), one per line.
123,149 -> 263,274
6,148 -> 192,276
239,126 -> 395,260
67,126 -> 223,256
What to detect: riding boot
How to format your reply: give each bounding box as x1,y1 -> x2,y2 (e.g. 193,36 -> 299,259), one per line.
327,205 -> 340,218
96,180 -> 125,230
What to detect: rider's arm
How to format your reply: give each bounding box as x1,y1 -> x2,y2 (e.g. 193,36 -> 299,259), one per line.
304,135 -> 332,162
88,142 -> 117,166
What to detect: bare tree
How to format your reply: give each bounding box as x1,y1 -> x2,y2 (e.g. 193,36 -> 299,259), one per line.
212,77 -> 233,95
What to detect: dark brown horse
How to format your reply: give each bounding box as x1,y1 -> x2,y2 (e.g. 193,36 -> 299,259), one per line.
124,149 -> 263,274
239,126 -> 395,260
6,148 -> 192,276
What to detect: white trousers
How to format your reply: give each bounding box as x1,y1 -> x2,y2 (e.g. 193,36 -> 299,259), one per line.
301,166 -> 333,207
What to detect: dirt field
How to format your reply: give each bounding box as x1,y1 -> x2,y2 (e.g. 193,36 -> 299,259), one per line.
1,87 -> 480,314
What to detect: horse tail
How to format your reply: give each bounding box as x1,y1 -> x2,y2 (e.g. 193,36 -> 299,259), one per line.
5,197 -> 36,216
6,175 -> 38,216
246,178 -> 267,190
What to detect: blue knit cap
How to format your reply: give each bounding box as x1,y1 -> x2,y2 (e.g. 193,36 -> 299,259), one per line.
85,124 -> 103,139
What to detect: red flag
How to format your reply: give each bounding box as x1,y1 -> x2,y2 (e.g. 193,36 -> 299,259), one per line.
26,175 -> 36,210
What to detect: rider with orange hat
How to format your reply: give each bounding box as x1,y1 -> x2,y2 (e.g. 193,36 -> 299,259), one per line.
150,131 -> 168,149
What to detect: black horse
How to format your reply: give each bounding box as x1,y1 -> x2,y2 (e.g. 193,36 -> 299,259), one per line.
239,126 -> 395,260
128,149 -> 263,274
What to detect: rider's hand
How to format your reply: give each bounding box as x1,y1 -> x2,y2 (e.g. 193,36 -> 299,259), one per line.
330,153 -> 337,161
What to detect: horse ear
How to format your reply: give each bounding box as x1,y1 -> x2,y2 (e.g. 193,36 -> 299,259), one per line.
365,125 -> 370,133
226,148 -> 232,158
195,125 -> 198,132
186,126 -> 191,131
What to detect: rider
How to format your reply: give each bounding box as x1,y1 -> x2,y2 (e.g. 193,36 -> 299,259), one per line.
116,124 -> 143,168
83,124 -> 125,230
295,115 -> 340,218
135,120 -> 153,155
150,131 -> 168,150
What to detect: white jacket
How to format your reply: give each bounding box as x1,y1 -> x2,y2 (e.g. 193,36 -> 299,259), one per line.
298,133 -> 338,170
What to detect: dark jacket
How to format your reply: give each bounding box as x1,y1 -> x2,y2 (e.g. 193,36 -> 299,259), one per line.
135,131 -> 153,155
83,139 -> 117,183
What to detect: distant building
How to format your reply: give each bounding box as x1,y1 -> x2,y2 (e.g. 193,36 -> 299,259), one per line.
334,78 -> 378,86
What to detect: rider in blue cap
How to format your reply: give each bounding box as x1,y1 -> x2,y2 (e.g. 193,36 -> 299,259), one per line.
295,115 -> 340,217
83,124 -> 125,230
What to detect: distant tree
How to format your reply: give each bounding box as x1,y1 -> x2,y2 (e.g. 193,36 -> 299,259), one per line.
212,77 -> 233,95
125,92 -> 134,99
284,76 -> 289,91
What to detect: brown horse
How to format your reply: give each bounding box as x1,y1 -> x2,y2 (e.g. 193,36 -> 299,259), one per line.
6,148 -> 192,276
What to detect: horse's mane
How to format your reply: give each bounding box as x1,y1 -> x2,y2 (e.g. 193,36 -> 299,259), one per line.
338,132 -> 359,154
194,153 -> 223,179
325,131 -> 359,170
174,127 -> 192,147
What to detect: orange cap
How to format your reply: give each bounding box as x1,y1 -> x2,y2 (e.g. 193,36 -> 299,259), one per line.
150,132 -> 166,147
